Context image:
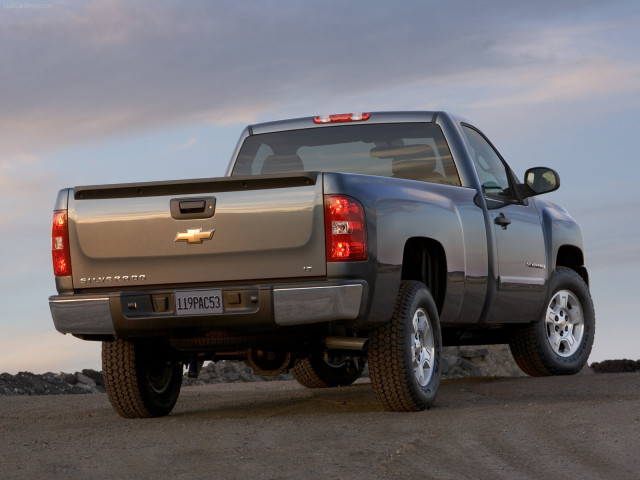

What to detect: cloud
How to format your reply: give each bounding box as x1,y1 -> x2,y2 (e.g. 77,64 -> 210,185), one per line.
1,0 -> 637,159
460,59 -> 640,112
175,135 -> 198,151
468,15 -> 640,109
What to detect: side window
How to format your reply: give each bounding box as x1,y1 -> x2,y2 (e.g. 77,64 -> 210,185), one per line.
400,129 -> 461,187
462,125 -> 515,200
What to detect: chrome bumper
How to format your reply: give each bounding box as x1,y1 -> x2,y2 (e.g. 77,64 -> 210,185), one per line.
273,284 -> 363,325
48,282 -> 365,335
49,296 -> 115,335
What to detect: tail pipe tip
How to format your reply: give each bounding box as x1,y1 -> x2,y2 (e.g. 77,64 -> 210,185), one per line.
324,336 -> 369,351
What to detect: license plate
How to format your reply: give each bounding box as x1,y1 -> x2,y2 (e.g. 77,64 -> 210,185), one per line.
175,289 -> 223,315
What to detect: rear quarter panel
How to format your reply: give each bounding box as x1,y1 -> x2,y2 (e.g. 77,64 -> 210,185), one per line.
323,172 -> 488,325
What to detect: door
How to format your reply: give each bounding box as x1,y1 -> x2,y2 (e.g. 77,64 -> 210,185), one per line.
462,125 -> 547,323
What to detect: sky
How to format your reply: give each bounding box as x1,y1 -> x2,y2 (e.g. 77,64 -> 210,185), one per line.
1,0 -> 639,374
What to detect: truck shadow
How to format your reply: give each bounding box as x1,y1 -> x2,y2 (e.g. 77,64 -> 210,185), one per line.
170,372 -> 624,420
172,381 -> 383,419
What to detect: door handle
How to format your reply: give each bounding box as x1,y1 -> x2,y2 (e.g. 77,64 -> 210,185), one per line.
495,212 -> 511,230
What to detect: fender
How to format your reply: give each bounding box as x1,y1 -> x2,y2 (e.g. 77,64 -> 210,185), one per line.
535,196 -> 586,297
323,172 -> 488,325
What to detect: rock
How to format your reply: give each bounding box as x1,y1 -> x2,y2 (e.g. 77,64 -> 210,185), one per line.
442,345 -> 525,379
81,369 -> 104,386
58,373 -> 77,385
0,372 -> 88,396
181,360 -> 294,386
76,373 -> 96,387
459,347 -> 489,360
590,359 -> 640,373
75,383 -> 94,392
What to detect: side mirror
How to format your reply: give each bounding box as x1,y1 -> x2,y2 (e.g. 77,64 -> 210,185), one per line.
522,167 -> 560,197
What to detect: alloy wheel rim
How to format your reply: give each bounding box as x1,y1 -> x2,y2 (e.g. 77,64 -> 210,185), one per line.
411,308 -> 435,387
545,289 -> 584,357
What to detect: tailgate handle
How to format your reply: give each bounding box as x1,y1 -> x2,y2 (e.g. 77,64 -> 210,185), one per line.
170,197 -> 216,219
180,200 -> 205,213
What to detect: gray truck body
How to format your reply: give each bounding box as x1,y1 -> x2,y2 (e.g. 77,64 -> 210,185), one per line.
49,111 -> 587,351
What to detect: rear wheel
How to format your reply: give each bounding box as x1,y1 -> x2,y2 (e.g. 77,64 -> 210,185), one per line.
368,281 -> 442,412
291,353 -> 365,388
510,267 -> 595,376
102,339 -> 183,418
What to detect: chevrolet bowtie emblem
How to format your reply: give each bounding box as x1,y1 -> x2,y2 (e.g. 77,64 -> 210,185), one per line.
174,228 -> 215,244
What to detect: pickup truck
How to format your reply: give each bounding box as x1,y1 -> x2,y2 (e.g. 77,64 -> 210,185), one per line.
49,111 -> 595,418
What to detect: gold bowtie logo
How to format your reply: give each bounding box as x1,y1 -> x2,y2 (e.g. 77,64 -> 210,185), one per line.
175,228 -> 215,244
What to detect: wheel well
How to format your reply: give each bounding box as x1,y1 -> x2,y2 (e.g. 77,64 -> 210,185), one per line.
401,238 -> 447,313
556,245 -> 589,286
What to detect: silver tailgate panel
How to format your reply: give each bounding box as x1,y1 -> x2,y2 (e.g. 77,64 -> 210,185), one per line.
68,183 -> 326,287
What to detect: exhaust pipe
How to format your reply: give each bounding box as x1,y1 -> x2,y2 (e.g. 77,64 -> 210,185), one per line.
324,336 -> 369,351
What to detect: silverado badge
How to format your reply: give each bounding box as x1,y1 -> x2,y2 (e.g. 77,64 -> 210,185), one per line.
175,228 -> 215,244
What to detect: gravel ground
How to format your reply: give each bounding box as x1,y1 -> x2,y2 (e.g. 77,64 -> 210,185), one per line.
1,372 -> 639,480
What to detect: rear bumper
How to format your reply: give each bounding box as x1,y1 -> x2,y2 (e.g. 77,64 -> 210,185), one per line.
49,282 -> 366,337
50,296 -> 115,335
273,284 -> 363,325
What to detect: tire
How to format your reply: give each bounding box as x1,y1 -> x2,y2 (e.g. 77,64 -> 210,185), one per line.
509,267 -> 595,376
102,339 -> 183,418
291,353 -> 365,388
367,280 -> 442,412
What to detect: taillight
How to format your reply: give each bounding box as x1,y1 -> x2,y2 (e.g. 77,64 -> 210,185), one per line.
52,210 -> 72,276
324,195 -> 367,262
314,113 -> 370,124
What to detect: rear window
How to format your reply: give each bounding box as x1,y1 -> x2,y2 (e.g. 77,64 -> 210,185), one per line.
231,123 -> 461,186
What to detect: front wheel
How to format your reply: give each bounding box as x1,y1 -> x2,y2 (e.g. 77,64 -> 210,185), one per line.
510,267 -> 595,376
368,281 -> 442,412
102,339 -> 183,418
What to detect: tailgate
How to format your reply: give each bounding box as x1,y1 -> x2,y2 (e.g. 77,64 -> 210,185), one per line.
67,173 -> 326,288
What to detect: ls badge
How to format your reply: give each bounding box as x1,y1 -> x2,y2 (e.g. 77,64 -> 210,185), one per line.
175,228 -> 215,244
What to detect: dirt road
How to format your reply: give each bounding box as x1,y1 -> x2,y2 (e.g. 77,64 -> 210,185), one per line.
2,372 -> 639,480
